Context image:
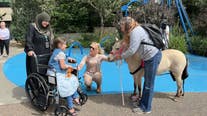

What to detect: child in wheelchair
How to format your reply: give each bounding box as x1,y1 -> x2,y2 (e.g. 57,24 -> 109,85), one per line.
47,37 -> 80,115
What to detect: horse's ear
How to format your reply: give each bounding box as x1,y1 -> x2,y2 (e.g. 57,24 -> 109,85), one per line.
115,37 -> 119,41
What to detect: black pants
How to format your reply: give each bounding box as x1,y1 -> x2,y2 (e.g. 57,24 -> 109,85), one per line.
0,39 -> 10,55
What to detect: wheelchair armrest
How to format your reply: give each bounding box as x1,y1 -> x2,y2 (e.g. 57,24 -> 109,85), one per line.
38,64 -> 56,73
38,64 -> 51,69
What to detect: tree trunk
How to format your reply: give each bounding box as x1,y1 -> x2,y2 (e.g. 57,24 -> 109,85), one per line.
99,13 -> 104,42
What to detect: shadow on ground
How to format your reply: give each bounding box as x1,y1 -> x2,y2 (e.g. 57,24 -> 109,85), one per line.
12,86 -> 28,102
88,92 -> 177,108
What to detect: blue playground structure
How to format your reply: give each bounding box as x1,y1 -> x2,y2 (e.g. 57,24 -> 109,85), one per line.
67,41 -> 84,56
121,0 -> 194,51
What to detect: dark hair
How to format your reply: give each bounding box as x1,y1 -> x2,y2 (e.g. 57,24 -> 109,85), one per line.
53,37 -> 66,49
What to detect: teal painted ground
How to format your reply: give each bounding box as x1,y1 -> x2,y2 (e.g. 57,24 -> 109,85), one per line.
3,48 -> 207,95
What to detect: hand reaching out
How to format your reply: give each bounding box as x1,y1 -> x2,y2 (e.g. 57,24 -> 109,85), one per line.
28,51 -> 35,56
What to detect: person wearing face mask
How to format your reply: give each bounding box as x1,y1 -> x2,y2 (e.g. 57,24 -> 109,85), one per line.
24,12 -> 54,76
77,42 -> 109,93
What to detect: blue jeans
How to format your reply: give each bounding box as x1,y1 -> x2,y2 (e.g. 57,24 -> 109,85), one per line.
139,51 -> 162,112
67,91 -> 79,109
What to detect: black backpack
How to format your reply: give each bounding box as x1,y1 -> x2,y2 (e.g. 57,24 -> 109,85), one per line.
141,24 -> 166,50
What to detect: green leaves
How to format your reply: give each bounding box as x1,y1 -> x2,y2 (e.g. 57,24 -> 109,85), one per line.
169,34 -> 187,54
11,0 -> 42,42
191,36 -> 207,56
52,0 -> 89,33
169,24 -> 188,53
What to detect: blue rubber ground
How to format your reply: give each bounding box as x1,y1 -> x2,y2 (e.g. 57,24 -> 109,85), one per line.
3,48 -> 207,95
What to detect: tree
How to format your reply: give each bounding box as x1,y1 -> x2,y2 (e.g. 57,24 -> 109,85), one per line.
11,0 -> 42,42
51,0 -> 90,33
77,0 -> 122,40
183,0 -> 207,36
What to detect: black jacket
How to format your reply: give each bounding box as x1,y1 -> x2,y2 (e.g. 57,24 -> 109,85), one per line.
24,24 -> 53,55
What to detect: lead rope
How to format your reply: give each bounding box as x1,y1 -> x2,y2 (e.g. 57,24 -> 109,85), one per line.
116,60 -> 125,106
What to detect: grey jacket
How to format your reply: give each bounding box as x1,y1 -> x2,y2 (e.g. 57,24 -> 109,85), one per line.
121,26 -> 159,61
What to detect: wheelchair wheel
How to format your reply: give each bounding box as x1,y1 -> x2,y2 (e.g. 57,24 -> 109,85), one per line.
54,106 -> 68,116
25,73 -> 49,111
79,93 -> 88,105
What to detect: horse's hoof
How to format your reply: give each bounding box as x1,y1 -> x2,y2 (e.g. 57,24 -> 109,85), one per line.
170,96 -> 183,102
172,97 -> 179,102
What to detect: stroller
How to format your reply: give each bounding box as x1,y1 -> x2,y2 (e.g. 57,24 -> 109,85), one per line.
25,53 -> 88,115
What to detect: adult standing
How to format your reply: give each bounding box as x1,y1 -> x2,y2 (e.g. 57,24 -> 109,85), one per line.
160,19 -> 170,49
24,12 -> 54,76
0,21 -> 10,57
116,17 -> 162,114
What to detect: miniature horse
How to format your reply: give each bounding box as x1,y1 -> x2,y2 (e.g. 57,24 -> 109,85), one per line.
109,39 -> 188,101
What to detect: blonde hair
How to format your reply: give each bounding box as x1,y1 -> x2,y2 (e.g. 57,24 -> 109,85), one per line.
90,42 -> 104,54
120,17 -> 139,44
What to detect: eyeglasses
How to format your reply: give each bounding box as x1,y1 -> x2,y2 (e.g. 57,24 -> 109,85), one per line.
90,46 -> 95,50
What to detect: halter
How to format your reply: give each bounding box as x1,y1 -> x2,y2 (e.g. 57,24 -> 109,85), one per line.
130,60 -> 144,75
110,45 -> 125,56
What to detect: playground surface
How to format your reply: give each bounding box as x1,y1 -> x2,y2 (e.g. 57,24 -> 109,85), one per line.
0,41 -> 207,116
3,48 -> 207,94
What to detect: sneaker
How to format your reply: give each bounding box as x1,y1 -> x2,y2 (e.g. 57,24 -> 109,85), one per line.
132,101 -> 139,108
3,54 -> 8,57
132,107 -> 151,114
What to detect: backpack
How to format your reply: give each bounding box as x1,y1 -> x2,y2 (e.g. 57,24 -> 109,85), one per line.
141,24 -> 166,50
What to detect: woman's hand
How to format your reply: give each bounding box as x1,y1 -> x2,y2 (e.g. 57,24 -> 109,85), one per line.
77,65 -> 81,71
28,51 -> 35,56
115,54 -> 122,60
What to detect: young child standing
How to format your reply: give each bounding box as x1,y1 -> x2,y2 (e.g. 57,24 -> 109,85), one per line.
47,37 -> 79,115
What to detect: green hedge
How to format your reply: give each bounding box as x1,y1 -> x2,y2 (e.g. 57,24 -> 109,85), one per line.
78,33 -> 99,47
168,24 -> 188,53
169,34 -> 188,54
191,36 -> 207,56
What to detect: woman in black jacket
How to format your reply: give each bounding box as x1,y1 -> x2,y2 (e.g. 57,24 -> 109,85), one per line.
25,12 -> 54,76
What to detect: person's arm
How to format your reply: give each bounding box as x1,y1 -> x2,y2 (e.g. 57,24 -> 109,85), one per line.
59,59 -> 72,70
24,24 -> 35,55
100,54 -> 109,62
121,28 -> 142,59
77,56 -> 87,70
55,51 -> 72,70
49,28 -> 54,50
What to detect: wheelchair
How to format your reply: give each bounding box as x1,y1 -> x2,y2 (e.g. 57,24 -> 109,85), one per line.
25,53 -> 88,115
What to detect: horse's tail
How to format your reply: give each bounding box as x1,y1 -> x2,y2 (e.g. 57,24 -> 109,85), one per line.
182,58 -> 189,80
182,58 -> 189,96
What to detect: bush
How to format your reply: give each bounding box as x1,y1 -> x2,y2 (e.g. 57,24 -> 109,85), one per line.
101,35 -> 116,54
52,0 -> 90,33
78,33 -> 99,47
191,36 -> 207,56
169,34 -> 188,53
11,0 -> 42,43
74,30 -> 119,54
169,24 -> 188,53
